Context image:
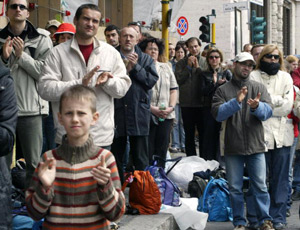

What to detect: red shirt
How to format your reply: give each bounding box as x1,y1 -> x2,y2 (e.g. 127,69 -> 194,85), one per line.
287,87 -> 299,138
79,43 -> 94,65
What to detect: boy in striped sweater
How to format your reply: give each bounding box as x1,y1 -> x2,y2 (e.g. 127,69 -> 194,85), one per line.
26,85 -> 125,230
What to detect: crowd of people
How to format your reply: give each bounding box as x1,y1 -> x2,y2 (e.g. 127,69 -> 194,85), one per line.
1,0 -> 300,230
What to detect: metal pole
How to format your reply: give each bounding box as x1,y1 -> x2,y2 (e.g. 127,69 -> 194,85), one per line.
211,23 -> 216,46
234,7 -> 237,55
161,0 -> 169,60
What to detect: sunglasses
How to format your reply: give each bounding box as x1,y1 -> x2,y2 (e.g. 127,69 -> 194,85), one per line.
209,56 -> 220,59
8,4 -> 27,10
239,62 -> 254,68
264,54 -> 280,60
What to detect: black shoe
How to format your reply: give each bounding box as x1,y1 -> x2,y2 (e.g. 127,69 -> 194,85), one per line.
291,191 -> 300,201
286,209 -> 291,217
246,222 -> 259,230
181,148 -> 186,153
273,223 -> 286,230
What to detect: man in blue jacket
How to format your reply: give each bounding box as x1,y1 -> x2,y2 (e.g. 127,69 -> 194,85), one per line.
112,27 -> 159,183
0,65 -> 18,230
211,52 -> 274,230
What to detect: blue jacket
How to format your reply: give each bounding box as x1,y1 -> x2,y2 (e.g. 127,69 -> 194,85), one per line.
0,66 -> 18,229
211,75 -> 273,155
114,46 -> 159,136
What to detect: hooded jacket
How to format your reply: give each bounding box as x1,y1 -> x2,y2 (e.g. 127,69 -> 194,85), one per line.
0,21 -> 52,116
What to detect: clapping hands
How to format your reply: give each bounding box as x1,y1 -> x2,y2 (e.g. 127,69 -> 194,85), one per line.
91,155 -> 111,186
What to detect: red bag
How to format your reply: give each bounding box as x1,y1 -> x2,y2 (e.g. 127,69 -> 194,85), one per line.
122,170 -> 161,214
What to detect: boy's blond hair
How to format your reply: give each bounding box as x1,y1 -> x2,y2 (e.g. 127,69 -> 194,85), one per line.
59,85 -> 97,113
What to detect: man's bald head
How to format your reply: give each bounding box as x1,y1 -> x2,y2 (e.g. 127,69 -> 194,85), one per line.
119,27 -> 139,54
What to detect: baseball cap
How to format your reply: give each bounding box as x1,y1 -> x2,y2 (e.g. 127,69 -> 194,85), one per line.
234,52 -> 256,65
54,23 -> 76,39
45,19 -> 61,30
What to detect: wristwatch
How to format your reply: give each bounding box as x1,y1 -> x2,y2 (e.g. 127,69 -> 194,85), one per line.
169,106 -> 175,111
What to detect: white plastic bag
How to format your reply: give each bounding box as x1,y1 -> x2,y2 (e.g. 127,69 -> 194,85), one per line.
167,156 -> 219,191
160,198 -> 208,230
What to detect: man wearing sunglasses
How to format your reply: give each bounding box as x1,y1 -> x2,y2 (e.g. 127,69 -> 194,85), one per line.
0,0 -> 52,189
211,52 -> 274,230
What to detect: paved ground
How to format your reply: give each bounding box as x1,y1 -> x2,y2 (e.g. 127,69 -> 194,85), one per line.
118,150 -> 300,230
171,151 -> 300,230
205,200 -> 300,230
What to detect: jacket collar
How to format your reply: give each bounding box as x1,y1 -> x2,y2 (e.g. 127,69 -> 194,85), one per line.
56,134 -> 100,165
0,20 -> 40,40
70,36 -> 101,53
231,74 -> 250,88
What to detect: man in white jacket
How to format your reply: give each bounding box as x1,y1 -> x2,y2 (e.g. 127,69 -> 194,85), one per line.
0,0 -> 53,188
38,4 -> 131,148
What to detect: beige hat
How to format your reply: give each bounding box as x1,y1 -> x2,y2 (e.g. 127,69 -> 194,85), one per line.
234,52 -> 256,65
45,20 -> 61,30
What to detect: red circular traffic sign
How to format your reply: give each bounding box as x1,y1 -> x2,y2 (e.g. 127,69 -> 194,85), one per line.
176,16 -> 189,36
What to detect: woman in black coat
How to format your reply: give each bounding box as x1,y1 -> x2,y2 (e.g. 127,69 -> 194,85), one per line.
200,47 -> 232,161
0,66 -> 18,230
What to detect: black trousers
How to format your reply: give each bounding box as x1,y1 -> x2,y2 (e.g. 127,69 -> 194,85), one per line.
148,118 -> 173,168
181,107 -> 220,160
111,135 -> 149,184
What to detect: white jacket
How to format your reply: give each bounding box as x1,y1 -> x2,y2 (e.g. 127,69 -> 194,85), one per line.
250,70 -> 294,149
38,37 -> 131,146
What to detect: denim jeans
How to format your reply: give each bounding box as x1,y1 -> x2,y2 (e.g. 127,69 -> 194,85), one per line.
287,137 -> 298,210
225,153 -> 272,227
41,109 -> 56,154
265,147 -> 290,225
293,149 -> 300,192
171,104 -> 185,149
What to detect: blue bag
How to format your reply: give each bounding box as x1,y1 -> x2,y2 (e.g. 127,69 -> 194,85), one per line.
197,177 -> 232,221
145,156 -> 182,206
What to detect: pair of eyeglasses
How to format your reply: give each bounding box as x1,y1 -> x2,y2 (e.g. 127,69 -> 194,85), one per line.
209,56 -> 220,59
239,62 -> 254,68
8,4 -> 27,10
264,54 -> 280,60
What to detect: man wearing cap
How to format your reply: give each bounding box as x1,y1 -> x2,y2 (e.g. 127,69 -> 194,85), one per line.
45,19 -> 61,45
211,52 -> 274,230
0,0 -> 53,188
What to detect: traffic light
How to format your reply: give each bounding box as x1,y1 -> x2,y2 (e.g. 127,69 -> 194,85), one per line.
251,10 -> 266,44
199,16 -> 210,43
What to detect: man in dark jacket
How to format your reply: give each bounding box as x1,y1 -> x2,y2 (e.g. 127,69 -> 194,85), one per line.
0,65 -> 18,230
175,37 -> 207,156
112,27 -> 158,183
211,52 -> 274,230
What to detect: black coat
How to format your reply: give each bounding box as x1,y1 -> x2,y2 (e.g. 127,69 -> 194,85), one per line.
0,66 -> 18,230
114,46 -> 159,137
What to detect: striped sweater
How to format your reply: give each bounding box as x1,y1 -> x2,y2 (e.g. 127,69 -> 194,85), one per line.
25,135 -> 125,230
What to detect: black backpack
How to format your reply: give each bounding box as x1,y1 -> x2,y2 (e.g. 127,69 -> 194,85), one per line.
188,175 -> 208,198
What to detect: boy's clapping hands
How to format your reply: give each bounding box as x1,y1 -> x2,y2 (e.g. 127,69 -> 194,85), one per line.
91,155 -> 111,186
